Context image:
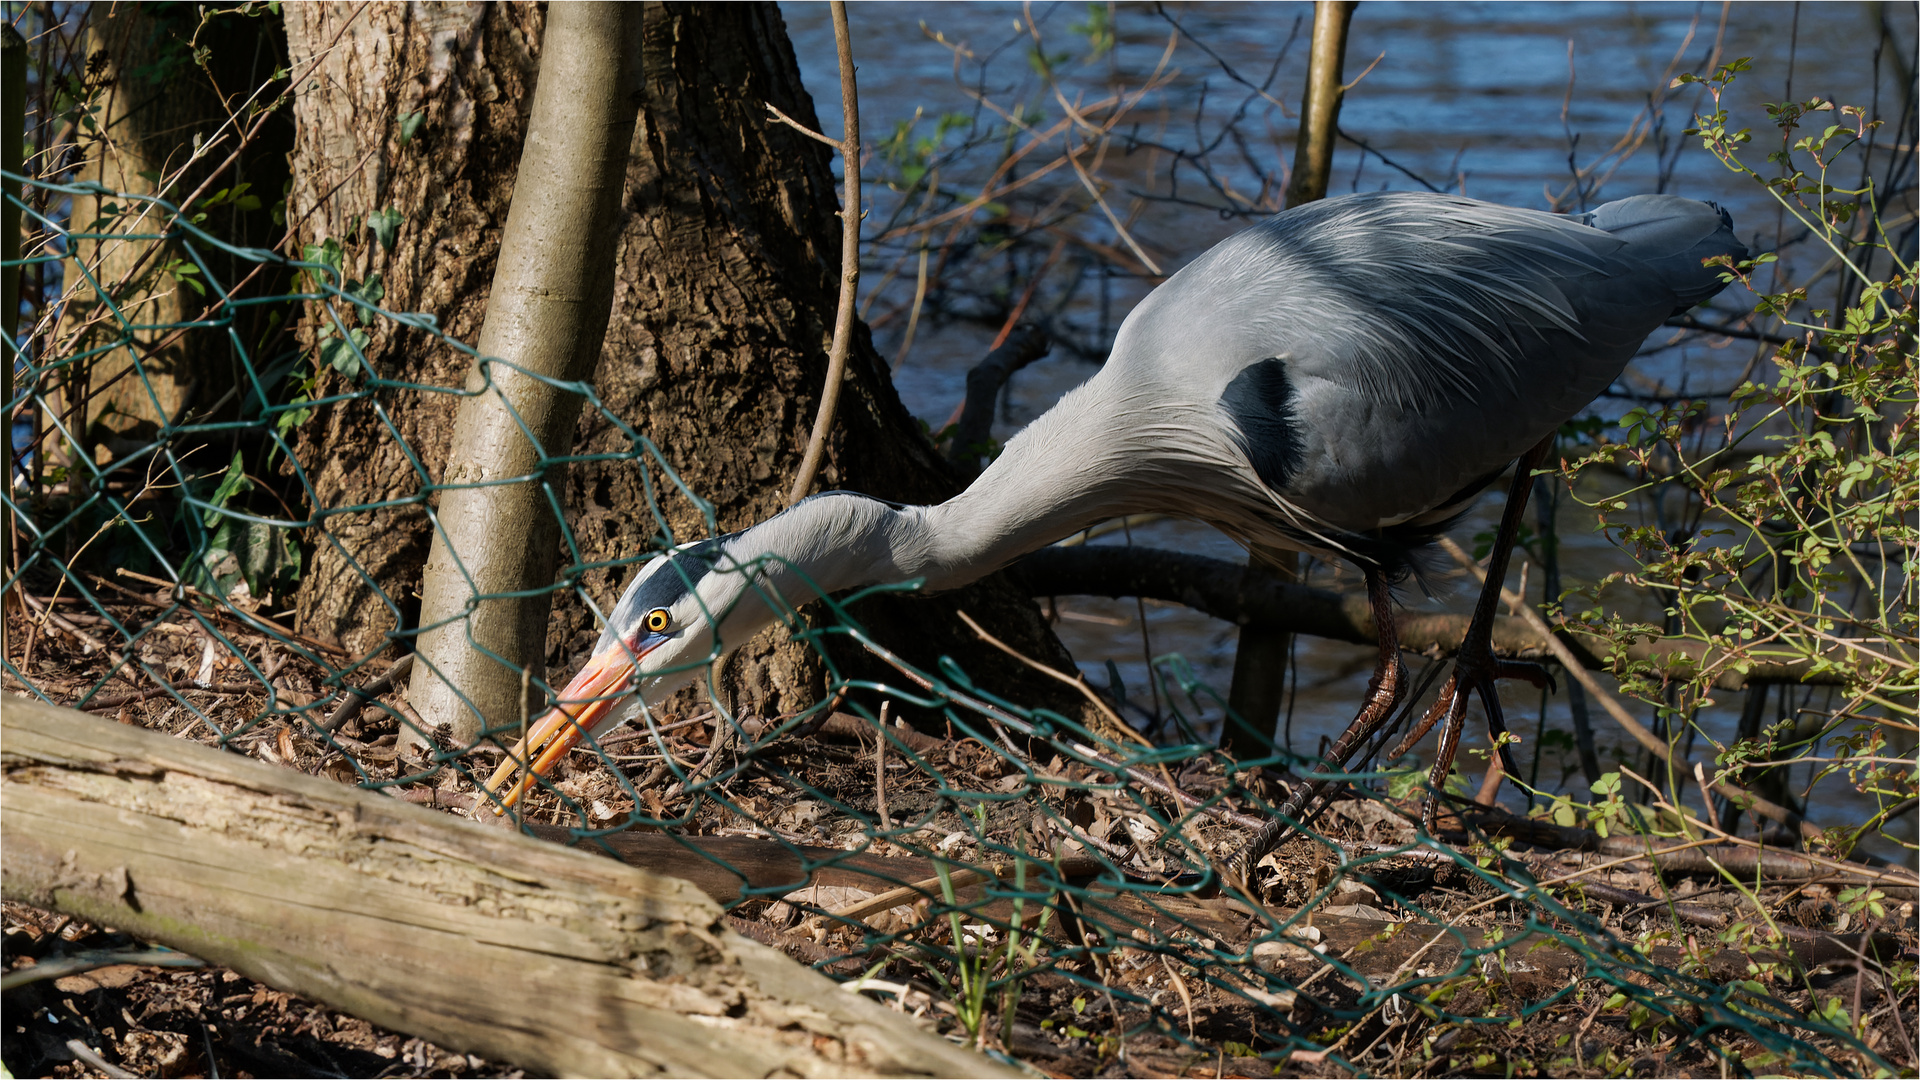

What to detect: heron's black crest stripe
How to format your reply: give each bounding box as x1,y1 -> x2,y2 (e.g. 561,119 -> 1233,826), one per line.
606,534 -> 735,640
1220,358 -> 1305,495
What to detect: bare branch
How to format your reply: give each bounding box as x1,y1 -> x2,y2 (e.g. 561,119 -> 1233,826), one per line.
788,1 -> 861,505
764,101 -> 841,148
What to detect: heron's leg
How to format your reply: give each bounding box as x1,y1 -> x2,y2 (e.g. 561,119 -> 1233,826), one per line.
1398,436 -> 1555,830
1390,679 -> 1455,758
1228,567 -> 1402,880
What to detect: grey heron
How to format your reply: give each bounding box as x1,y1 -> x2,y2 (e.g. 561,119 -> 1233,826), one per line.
482,190 -> 1745,868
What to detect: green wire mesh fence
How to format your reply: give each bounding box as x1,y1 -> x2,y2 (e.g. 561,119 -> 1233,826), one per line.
3,171 -> 1905,1077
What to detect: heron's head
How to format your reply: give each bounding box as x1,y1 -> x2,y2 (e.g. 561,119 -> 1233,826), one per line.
479,493 -> 910,811
480,533 -> 775,811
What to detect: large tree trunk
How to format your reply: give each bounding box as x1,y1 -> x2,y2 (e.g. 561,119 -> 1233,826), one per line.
285,4 -> 544,658
285,2 -> 1091,732
65,7 -> 291,470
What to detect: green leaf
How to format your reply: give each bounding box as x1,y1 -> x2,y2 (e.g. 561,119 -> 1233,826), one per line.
301,237 -> 345,285
168,260 -> 206,295
346,272 -> 385,306
203,451 -> 255,529
1070,3 -> 1115,58
320,327 -> 372,377
236,520 -> 303,596
367,207 -> 404,251
397,109 -> 426,146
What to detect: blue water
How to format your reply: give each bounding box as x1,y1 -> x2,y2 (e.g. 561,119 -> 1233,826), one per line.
778,2 -> 1914,846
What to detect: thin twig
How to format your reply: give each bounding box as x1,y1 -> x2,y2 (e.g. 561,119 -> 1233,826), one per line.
64,1041 -> 136,1080
876,699 -> 893,831
317,653 -> 414,733
764,102 -> 840,148
74,680 -> 262,713
107,569 -> 351,658
955,609 -> 1146,749
787,1 -> 861,506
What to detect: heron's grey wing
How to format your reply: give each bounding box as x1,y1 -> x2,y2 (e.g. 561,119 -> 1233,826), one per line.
1114,191 -> 1743,539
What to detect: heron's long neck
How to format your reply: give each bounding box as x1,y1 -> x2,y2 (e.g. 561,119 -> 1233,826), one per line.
907,404 -> 1144,590
739,378 -> 1147,600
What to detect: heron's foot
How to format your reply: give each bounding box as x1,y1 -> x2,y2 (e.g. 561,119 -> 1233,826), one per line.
1227,652 -> 1406,883
1394,654 -> 1530,833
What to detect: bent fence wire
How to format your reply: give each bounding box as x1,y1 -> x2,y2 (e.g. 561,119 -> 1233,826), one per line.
0,173 -> 1894,1076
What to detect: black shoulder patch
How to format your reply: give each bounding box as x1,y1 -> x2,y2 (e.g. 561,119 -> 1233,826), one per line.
1220,358 -> 1305,494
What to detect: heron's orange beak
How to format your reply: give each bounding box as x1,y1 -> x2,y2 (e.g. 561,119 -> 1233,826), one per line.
480,642 -> 648,814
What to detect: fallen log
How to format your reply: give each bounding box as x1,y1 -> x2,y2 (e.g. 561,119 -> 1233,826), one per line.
0,696 -> 1012,1079
1455,810 -> 1920,898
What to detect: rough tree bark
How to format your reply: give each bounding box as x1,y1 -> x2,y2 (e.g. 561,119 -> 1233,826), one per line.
406,3 -> 644,750
65,6 -> 291,461
287,3 -> 1094,730
285,4 -> 545,658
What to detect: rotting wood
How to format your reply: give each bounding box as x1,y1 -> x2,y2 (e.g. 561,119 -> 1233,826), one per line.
526,825 -> 1109,910
1,696 -> 1014,1079
1458,809 -> 1920,895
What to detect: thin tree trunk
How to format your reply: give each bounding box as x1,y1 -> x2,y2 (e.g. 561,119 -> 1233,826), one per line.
3,22 -> 23,664
406,3 -> 644,750
1283,0 -> 1359,207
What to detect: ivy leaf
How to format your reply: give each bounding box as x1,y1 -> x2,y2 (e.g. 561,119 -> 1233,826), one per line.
367,207 -> 404,251
320,327 -> 372,377
301,237 -> 345,286
345,272 -> 385,306
397,109 -> 426,146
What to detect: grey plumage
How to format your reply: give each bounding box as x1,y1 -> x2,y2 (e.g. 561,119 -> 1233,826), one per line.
492,190 -> 1746,814
1100,191 -> 1744,574
609,190 -> 1744,656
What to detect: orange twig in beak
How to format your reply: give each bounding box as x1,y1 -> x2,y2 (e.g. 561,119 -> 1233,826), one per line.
482,645 -> 640,814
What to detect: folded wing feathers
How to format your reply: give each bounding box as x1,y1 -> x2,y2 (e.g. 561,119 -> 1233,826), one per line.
1240,193 -> 1686,409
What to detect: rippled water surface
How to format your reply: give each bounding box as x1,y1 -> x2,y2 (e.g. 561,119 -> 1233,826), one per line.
776,2 -> 1913,843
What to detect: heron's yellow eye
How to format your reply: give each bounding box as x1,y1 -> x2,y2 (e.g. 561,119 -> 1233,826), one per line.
644,608 -> 671,634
